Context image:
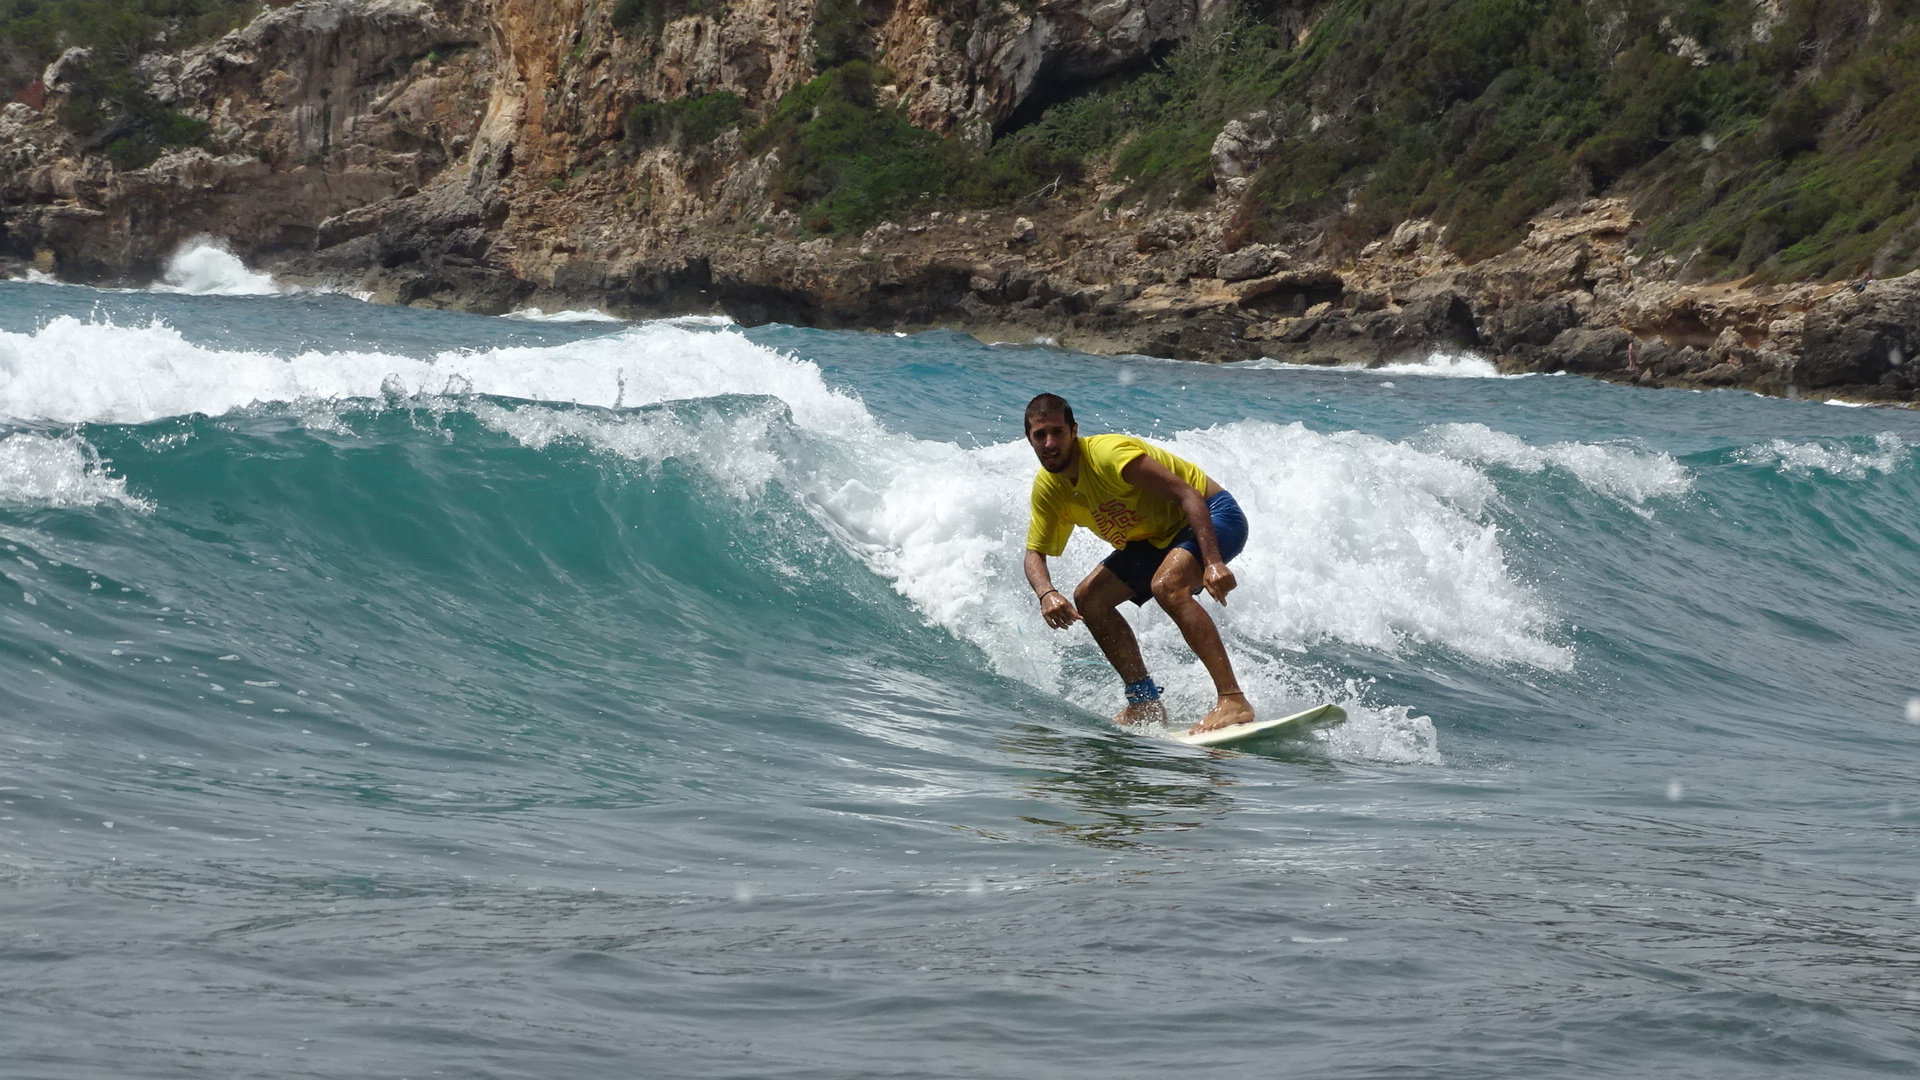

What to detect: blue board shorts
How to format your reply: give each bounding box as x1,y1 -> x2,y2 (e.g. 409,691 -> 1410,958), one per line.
1101,490 -> 1248,606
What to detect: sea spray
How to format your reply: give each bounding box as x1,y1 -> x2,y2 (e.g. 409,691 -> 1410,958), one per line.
0,431 -> 149,509
503,308 -> 625,323
1734,432 -> 1911,479
153,239 -> 283,296
1420,422 -> 1693,506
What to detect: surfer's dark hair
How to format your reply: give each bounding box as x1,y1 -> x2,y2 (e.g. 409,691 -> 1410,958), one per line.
1024,393 -> 1075,434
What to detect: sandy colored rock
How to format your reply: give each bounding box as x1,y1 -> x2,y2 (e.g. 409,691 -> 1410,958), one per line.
0,1 -> 1914,403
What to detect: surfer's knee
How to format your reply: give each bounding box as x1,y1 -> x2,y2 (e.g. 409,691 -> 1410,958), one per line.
1150,572 -> 1193,609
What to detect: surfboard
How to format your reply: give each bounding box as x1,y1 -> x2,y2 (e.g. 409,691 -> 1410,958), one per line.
1167,703 -> 1347,748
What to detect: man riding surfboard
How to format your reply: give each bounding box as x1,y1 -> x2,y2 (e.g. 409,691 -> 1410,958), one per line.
1020,393 -> 1254,735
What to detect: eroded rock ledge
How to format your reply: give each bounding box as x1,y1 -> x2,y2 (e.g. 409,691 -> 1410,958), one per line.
273,191 -> 1912,403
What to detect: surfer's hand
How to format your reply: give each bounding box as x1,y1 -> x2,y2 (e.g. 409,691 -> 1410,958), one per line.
1202,562 -> 1236,604
1039,589 -> 1081,629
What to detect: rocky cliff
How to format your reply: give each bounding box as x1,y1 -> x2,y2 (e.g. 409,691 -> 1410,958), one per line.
4,0 -> 1919,404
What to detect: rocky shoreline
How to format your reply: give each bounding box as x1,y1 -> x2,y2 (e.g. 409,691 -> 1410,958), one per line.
273,190 -> 1920,406
3,0 -> 1918,405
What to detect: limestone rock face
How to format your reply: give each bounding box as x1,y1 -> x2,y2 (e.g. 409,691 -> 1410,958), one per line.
0,0 -> 1238,290
888,0 -> 1227,133
1216,243 -> 1287,282
2,1 -> 1918,401
143,0 -> 486,158
1800,278 -> 1920,389
1210,110 -> 1278,190
1544,326 -> 1634,373
4,0 -> 491,280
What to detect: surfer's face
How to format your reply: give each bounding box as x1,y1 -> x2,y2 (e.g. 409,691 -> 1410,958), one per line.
1026,412 -> 1077,473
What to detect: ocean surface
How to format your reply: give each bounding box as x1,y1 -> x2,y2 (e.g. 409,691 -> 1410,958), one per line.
3,246 -> 1918,1078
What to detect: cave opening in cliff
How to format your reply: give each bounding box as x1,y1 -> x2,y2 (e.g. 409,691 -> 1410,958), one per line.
990,43 -> 1177,144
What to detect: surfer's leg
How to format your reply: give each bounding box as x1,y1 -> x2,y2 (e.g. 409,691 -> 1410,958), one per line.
1149,548 -> 1254,733
1073,566 -> 1165,725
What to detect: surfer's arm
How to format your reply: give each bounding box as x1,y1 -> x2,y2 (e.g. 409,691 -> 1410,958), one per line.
1024,549 -> 1082,629
1120,454 -> 1236,604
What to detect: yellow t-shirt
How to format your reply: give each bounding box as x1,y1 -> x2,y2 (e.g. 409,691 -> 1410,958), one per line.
1026,434 -> 1211,555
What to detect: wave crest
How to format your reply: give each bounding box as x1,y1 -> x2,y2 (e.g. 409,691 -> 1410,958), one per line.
0,432 -> 148,509
1421,422 -> 1693,505
0,315 -> 872,432
1736,433 -> 1910,479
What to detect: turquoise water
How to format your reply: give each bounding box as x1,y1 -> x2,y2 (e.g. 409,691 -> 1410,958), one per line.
2,273 -> 1919,1078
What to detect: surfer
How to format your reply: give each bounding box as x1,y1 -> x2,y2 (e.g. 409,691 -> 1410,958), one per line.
1020,393 -> 1253,734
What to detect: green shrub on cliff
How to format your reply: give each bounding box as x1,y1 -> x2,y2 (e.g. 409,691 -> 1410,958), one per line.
1642,5 -> 1920,281
1225,0 -> 1920,277
749,63 -> 950,232
944,0 -> 1920,281
1105,20 -> 1289,202
100,103 -> 208,169
971,15 -> 1288,208
609,0 -> 714,38
0,0 -> 262,96
1229,0 -> 1766,258
49,44 -> 208,168
748,62 -> 1072,233
1,0 -> 253,169
625,91 -> 744,149
809,0 -> 883,69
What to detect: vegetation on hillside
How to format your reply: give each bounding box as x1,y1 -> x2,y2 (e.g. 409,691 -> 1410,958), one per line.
12,0 -> 1920,281
624,90 -> 746,150
700,0 -> 1920,280
0,0 -> 263,168
741,62 -> 1074,232
0,0 -> 262,92
1228,0 -> 1920,280
608,0 -> 714,39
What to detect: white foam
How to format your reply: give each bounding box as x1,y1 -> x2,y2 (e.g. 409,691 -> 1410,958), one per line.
770,415 -> 1558,764
1104,422 -> 1571,671
0,316 -> 873,432
0,432 -> 148,509
1736,432 -> 1909,479
1239,351 -> 1532,378
659,314 -> 738,329
503,307 -> 624,323
1360,351 -> 1520,378
1420,422 -> 1692,506
470,397 -> 797,498
1316,701 -> 1441,764
152,239 -> 282,296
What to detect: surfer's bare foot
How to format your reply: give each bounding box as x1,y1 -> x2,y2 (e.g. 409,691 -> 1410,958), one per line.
1187,692 -> 1254,734
1113,699 -> 1168,727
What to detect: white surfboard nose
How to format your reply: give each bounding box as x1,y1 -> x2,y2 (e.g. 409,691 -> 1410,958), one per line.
1168,704 -> 1348,748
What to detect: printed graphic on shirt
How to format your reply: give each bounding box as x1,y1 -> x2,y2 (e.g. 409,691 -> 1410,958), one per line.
1025,434 -> 1211,555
